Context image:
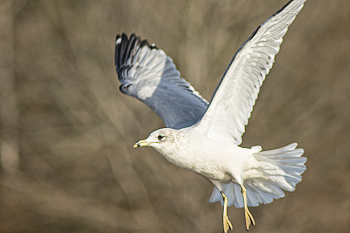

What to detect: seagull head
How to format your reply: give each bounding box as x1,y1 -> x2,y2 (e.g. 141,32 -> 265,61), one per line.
133,128 -> 184,155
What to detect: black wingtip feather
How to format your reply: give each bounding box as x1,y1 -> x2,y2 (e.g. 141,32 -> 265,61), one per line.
115,33 -> 155,76
120,34 -> 129,64
139,39 -> 150,49
123,34 -> 137,65
115,35 -> 122,72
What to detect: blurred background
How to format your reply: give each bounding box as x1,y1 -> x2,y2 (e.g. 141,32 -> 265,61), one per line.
0,0 -> 349,232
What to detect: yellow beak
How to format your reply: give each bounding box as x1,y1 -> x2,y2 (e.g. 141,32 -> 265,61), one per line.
133,139 -> 152,148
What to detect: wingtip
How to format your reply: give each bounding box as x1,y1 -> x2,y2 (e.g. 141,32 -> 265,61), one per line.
115,33 -> 161,80
115,35 -> 122,46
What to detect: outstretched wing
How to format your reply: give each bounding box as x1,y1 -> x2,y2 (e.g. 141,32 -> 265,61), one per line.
195,0 -> 307,145
115,34 -> 208,129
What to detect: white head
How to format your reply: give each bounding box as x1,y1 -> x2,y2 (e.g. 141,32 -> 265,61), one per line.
134,128 -> 184,156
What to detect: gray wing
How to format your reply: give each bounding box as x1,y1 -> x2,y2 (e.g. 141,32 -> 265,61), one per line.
195,0 -> 307,144
115,34 -> 208,129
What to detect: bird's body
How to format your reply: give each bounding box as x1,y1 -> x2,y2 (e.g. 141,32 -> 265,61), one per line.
152,128 -> 250,181
140,127 -> 304,208
115,0 -> 308,231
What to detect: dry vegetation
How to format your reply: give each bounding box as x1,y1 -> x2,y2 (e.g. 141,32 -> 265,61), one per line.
0,0 -> 349,232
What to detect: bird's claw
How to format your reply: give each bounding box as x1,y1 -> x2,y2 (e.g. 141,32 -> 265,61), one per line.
223,215 -> 233,233
244,208 -> 255,231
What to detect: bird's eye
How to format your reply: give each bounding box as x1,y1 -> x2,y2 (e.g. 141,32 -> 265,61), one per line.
158,134 -> 165,140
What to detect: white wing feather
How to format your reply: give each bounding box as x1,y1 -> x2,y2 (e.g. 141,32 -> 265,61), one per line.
195,0 -> 306,145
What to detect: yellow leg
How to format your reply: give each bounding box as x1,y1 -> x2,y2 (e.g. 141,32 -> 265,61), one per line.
221,193 -> 233,233
240,185 -> 255,230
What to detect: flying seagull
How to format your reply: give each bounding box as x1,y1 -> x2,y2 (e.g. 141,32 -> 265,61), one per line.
115,0 -> 307,231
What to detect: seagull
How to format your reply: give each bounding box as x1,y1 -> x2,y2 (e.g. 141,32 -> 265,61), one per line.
115,0 -> 307,231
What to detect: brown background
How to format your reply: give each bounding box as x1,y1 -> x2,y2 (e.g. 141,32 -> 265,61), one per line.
1,0 -> 349,232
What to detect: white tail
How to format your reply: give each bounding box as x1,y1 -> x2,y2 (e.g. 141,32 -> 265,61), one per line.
209,143 -> 306,208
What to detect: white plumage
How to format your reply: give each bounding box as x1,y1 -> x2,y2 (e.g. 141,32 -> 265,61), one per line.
209,143 -> 305,208
115,0 -> 308,231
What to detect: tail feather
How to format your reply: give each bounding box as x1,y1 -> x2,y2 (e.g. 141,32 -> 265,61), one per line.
209,143 -> 306,208
258,142 -> 298,156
